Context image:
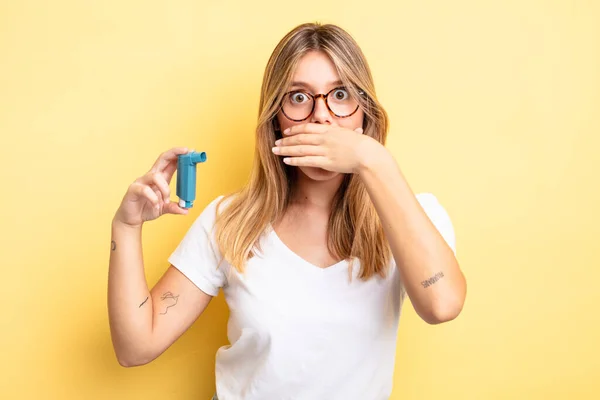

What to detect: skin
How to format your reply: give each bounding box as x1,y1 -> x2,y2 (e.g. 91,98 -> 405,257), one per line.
110,48 -> 466,368
273,50 -> 467,324
271,50 -> 366,269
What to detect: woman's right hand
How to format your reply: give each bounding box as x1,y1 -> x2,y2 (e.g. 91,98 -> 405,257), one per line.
113,147 -> 192,228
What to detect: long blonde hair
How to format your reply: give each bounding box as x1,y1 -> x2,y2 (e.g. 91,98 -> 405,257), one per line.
214,22 -> 391,280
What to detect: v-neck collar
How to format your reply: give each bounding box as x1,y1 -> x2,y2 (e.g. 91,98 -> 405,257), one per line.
267,223 -> 350,271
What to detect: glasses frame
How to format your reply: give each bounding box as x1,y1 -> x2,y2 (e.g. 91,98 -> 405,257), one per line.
280,86 -> 363,122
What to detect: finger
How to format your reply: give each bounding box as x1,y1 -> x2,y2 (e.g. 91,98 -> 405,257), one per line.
132,182 -> 160,207
162,201 -> 190,215
138,172 -> 170,203
355,128 -> 364,134
282,156 -> 329,168
283,123 -> 328,136
163,160 -> 178,181
153,186 -> 164,205
151,147 -> 190,172
148,171 -> 171,203
272,145 -> 325,157
275,134 -> 322,147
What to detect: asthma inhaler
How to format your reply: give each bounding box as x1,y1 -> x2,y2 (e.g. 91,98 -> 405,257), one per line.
176,151 -> 207,208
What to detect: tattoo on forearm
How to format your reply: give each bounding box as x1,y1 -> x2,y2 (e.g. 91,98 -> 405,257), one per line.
139,296 -> 149,308
111,240 -> 116,251
421,272 -> 445,288
159,291 -> 179,315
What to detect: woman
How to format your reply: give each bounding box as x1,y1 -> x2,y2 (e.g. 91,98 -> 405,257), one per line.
108,22 -> 466,400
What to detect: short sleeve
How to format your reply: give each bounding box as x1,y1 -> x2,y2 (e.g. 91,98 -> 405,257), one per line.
168,195 -> 227,296
416,193 -> 456,255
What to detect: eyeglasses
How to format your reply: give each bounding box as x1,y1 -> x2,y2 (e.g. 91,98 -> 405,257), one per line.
280,86 -> 363,122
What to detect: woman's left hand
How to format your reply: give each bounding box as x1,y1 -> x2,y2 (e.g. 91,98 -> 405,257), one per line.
272,123 -> 384,174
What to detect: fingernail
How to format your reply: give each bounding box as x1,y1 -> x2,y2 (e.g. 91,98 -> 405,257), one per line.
274,139 -> 281,146
283,128 -> 290,134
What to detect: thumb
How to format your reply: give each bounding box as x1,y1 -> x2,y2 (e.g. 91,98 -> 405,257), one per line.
163,201 -> 189,215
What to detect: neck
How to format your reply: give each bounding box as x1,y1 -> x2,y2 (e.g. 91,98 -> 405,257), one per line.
290,170 -> 345,210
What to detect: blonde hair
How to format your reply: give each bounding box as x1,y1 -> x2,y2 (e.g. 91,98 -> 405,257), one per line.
214,22 -> 391,280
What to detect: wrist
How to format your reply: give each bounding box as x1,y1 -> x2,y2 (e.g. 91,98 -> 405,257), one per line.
112,215 -> 143,231
357,137 -> 392,175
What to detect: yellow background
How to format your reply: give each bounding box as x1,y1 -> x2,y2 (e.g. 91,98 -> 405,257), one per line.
1,0 -> 598,399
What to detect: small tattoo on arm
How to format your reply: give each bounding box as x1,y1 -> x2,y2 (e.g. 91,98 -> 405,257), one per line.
111,240 -> 116,251
421,272 -> 445,288
139,296 -> 149,308
159,291 -> 179,315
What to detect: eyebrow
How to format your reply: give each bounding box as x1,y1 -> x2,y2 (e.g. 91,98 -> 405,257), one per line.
289,80 -> 344,91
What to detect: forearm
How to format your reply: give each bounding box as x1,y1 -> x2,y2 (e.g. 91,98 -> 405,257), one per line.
358,144 -> 466,324
107,218 -> 154,364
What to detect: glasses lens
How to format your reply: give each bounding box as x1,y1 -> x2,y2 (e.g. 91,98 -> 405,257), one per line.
327,88 -> 359,117
281,88 -> 361,120
282,91 -> 314,121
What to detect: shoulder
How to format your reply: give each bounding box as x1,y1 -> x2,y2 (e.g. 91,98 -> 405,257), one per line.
205,194 -> 228,215
415,192 -> 456,254
194,193 -> 238,227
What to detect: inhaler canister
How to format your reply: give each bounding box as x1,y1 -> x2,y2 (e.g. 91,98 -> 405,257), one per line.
176,151 -> 207,208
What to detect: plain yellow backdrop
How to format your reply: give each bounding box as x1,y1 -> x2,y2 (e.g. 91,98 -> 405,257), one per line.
1,0 -> 599,399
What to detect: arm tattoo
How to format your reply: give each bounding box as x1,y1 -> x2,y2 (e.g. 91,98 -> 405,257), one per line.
421,272 -> 445,288
111,240 -> 116,251
159,291 -> 179,315
139,296 -> 149,308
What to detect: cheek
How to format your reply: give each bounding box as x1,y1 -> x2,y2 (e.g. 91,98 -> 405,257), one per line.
276,112 -> 297,133
336,109 -> 365,130
277,109 -> 365,131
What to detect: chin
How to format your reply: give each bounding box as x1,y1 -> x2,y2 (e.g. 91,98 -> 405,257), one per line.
299,166 -> 342,181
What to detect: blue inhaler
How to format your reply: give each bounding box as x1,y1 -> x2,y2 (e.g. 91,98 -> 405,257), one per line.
176,151 -> 207,208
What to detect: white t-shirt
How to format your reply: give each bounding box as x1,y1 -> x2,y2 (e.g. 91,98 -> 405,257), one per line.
168,193 -> 456,400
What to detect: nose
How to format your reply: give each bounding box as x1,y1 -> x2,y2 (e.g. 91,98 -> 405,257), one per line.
310,95 -> 332,124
